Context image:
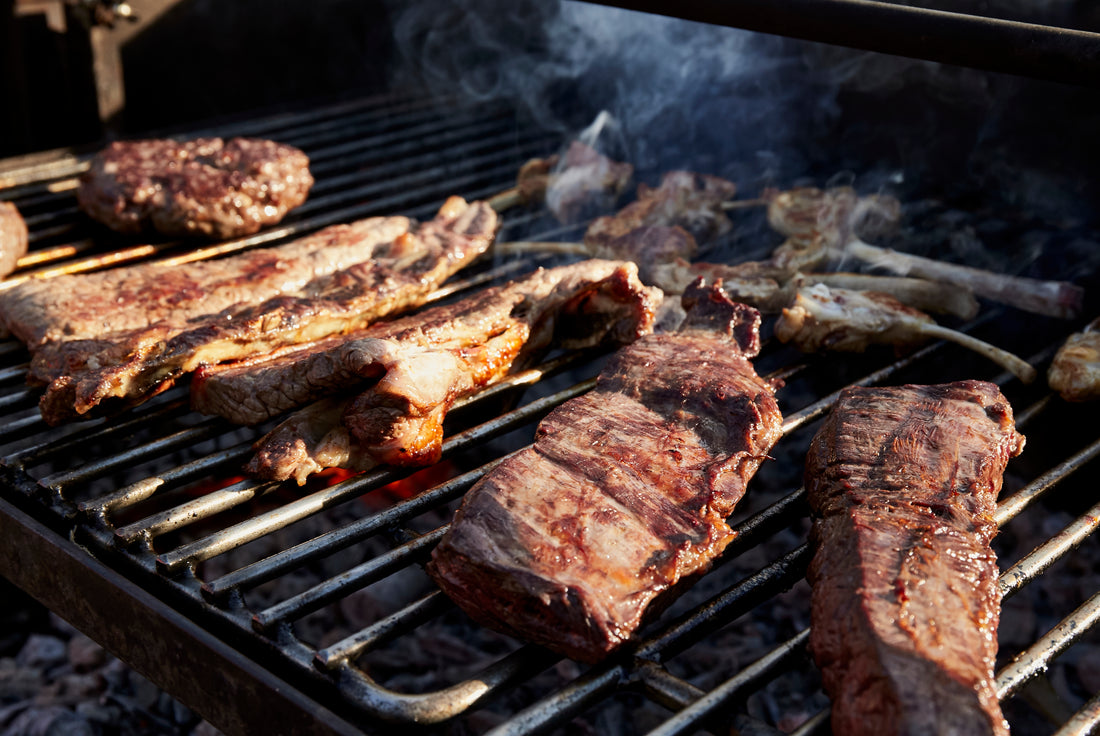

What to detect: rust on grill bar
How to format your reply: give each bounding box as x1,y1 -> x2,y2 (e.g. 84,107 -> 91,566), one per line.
1,76 -> 1098,736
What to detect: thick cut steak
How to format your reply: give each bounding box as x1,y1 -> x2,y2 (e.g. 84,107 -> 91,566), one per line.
76,137 -> 313,239
427,280 -> 783,662
805,382 -> 1025,736
27,197 -> 497,424
213,260 -> 661,484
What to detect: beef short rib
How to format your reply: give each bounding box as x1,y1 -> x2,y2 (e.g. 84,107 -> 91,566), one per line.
428,280 -> 783,662
77,137 -> 313,239
805,381 -> 1025,736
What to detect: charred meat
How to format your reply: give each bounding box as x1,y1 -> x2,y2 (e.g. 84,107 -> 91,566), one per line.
33,197 -> 498,424
0,201 -> 28,278
76,137 -> 313,239
427,280 -> 783,662
805,381 -> 1024,736
225,260 -> 661,484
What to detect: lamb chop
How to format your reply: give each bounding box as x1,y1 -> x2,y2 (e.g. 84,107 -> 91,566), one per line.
77,137 -> 314,239
490,140 -> 634,223
1047,317 -> 1100,401
775,284 -> 1037,383
806,381 -> 1024,736
227,260 -> 661,484
767,186 -> 1083,320
0,201 -> 28,279
582,170 -> 738,249
33,197 -> 498,425
427,280 -> 783,663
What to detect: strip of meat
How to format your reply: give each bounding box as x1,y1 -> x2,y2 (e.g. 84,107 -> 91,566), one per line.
0,201 -> 28,278
4,215 -> 412,368
775,284 -> 1037,383
1047,316 -> 1100,401
231,260 -> 661,484
76,137 -> 314,239
805,381 -> 1024,736
427,280 -> 783,662
37,197 -> 498,425
492,140 -> 634,223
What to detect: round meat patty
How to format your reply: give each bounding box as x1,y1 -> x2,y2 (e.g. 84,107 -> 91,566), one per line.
76,137 -> 314,239
0,201 -> 28,278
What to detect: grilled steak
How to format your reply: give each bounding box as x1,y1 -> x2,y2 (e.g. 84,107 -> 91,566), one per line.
76,137 -> 313,239
32,197 -> 497,425
427,280 -> 783,662
218,260 -> 661,483
0,201 -> 28,278
513,141 -> 634,224
805,382 -> 1025,736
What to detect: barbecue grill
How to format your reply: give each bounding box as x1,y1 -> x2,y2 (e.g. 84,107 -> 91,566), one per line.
2,2 -> 1100,735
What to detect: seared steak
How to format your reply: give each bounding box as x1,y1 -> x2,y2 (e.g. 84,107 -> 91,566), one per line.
76,137 -> 313,239
32,197 -> 497,424
427,280 -> 783,662
805,382 -> 1025,736
0,201 -> 28,278
218,260 -> 661,484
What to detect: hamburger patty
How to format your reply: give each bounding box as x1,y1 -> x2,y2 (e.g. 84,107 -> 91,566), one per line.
76,137 -> 313,239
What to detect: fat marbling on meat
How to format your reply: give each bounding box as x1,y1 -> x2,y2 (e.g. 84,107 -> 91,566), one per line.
428,279 -> 783,662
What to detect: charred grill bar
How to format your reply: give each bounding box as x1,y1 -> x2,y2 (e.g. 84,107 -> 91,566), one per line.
2,8 -> 1100,736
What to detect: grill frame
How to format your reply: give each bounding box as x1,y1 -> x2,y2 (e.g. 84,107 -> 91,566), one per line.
0,84 -> 1098,736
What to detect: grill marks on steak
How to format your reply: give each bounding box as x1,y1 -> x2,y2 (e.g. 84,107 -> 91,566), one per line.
30,197 -> 497,425
805,382 -> 1025,736
77,137 -> 314,239
427,281 -> 783,662
212,260 -> 662,484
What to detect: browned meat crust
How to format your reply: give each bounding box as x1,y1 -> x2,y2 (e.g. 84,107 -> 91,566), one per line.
76,137 -> 314,239
0,202 -> 28,278
427,280 -> 783,662
33,197 -> 497,425
805,381 -> 1025,736
228,260 -> 661,484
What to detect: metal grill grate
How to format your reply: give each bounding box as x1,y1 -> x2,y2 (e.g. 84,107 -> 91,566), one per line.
0,91 -> 1098,736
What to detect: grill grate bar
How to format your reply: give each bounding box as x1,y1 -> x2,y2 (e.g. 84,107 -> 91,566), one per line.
315,586 -> 451,670
79,444 -> 256,518
1000,498 -> 1100,598
35,419 -> 228,491
256,527 -> 449,635
112,473 -> 268,546
644,629 -> 812,736
997,590 -> 1100,700
10,394 -> 193,472
1053,690 -> 1100,736
241,473 -> 485,616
